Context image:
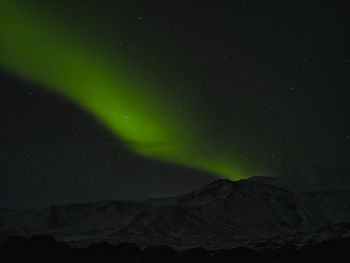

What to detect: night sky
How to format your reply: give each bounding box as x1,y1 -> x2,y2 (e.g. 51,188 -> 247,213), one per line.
1,0 -> 349,208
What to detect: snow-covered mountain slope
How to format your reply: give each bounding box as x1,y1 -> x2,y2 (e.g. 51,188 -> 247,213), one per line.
1,165 -> 350,250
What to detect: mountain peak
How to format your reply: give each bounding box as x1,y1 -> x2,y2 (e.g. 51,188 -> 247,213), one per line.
176,178 -> 237,204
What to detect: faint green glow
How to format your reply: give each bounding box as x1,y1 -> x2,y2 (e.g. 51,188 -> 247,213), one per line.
0,0 -> 244,179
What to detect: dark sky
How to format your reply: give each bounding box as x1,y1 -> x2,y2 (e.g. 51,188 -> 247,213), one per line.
1,0 -> 349,208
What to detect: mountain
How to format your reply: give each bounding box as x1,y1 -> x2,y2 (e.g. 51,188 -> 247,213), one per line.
1,165 -> 350,250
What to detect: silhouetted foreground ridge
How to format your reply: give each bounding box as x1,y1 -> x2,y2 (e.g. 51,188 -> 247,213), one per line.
1,234 -> 350,263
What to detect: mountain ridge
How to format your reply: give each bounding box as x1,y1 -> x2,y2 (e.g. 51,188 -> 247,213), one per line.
1,165 -> 350,250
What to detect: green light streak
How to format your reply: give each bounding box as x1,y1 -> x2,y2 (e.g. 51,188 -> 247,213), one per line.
0,0 -> 245,179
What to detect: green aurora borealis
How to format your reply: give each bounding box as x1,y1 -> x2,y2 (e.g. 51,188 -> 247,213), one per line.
0,0 -> 243,179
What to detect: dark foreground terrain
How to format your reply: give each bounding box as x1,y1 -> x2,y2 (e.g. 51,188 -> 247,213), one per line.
1,235 -> 350,263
